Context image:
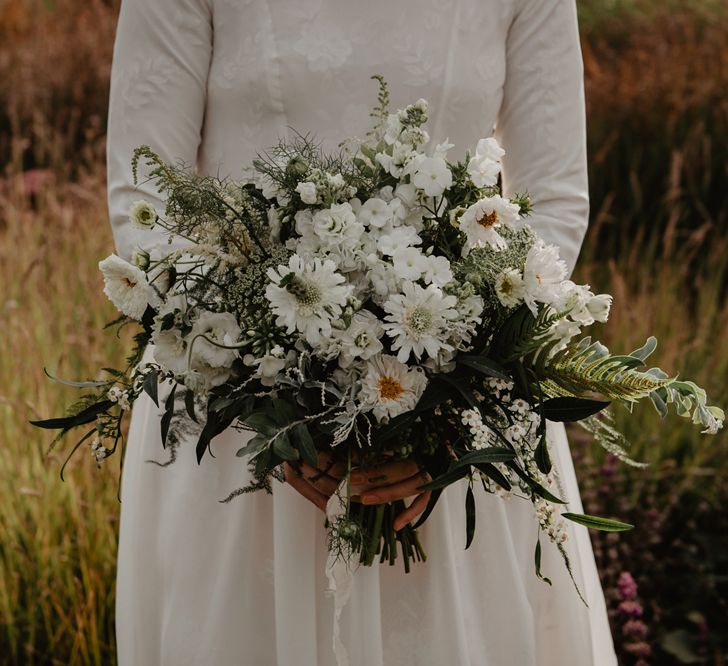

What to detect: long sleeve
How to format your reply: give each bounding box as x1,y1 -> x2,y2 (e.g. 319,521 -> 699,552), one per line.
495,0 -> 589,275
106,0 -> 213,262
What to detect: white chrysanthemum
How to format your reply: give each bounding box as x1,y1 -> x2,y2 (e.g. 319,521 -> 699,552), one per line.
333,310 -> 384,368
459,195 -> 521,256
467,137 -> 505,188
98,254 -> 154,320
409,155 -> 453,198
189,311 -> 241,369
128,200 -> 157,229
392,246 -> 429,281
266,255 -> 352,346
495,268 -> 526,307
358,197 -> 393,228
295,181 -> 318,205
360,354 -> 428,422
523,241 -> 569,314
383,282 -> 459,362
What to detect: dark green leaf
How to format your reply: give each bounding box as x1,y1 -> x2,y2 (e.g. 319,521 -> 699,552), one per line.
184,389 -> 198,423
236,434 -> 268,458
435,373 -> 478,408
474,463 -> 512,491
534,538 -> 552,585
271,398 -> 296,426
508,464 -> 566,503
29,399 -> 114,431
465,485 -> 476,549
418,464 -> 469,491
562,512 -> 634,532
272,432 -> 299,461
373,411 -> 417,444
457,356 -> 511,381
160,384 -> 177,449
534,433 -> 552,475
412,488 -> 443,529
243,412 -> 277,436
455,448 -> 516,468
142,368 -> 159,407
294,424 -> 318,467
541,397 -> 610,422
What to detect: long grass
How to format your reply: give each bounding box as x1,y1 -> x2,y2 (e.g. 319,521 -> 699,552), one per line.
0,0 -> 727,664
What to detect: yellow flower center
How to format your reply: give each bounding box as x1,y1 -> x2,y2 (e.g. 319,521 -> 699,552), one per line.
378,375 -> 404,401
477,210 -> 498,228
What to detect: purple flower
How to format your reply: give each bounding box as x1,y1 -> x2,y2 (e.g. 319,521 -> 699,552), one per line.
618,571 -> 639,599
618,600 -> 644,617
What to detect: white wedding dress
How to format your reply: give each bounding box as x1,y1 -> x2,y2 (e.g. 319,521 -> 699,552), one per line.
107,0 -> 618,664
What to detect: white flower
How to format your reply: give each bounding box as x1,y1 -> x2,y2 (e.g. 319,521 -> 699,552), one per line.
409,156 -> 452,197
243,346 -> 293,387
128,200 -> 157,229
392,246 -> 430,281
295,181 -> 317,205
358,197 -> 393,228
189,311 -> 241,370
376,225 -> 422,256
523,241 -> 569,314
554,281 -> 594,324
98,254 -> 155,320
467,137 -> 505,188
433,139 -> 454,159
367,260 -> 401,304
495,268 -> 526,307
383,114 -> 403,145
376,143 -> 416,178
268,206 -> 282,242
131,247 -> 151,270
107,386 -> 124,403
333,310 -> 384,368
383,282 -> 459,362
459,195 -> 521,255
586,294 -> 612,323
360,354 -> 428,422
422,254 -> 453,287
266,255 -> 352,346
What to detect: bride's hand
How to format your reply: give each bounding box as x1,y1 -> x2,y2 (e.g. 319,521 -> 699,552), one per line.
350,460 -> 432,532
283,452 -> 346,512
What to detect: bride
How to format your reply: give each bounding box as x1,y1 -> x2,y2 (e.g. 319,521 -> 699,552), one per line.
107,0 -> 618,664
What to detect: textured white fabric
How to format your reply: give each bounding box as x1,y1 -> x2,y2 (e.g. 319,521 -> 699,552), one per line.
108,0 -> 617,664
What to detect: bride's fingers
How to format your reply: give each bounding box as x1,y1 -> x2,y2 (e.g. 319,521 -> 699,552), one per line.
300,461 -> 341,496
349,458 -> 420,487
283,463 -> 328,512
359,469 -> 431,505
393,491 -> 432,531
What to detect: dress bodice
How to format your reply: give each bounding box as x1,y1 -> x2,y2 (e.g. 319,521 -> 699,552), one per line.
107,0 -> 588,272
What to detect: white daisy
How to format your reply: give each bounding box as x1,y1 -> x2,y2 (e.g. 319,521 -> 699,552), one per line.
467,137 -> 505,188
128,200 -> 157,229
523,241 -> 568,314
383,282 -> 459,362
98,254 -> 155,320
459,195 -> 521,256
495,268 -> 526,308
266,255 -> 352,346
360,354 -> 428,422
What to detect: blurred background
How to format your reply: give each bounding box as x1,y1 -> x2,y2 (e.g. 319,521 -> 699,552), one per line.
0,0 -> 726,664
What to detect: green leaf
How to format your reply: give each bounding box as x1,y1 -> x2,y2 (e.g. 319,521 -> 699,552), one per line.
374,411 -> 417,444
294,424 -> 318,467
271,398 -> 296,426
30,399 -> 114,431
455,448 -> 516,468
465,485 -> 476,549
272,432 -> 299,461
534,538 -> 552,585
43,367 -> 109,389
435,373 -> 478,408
236,434 -> 268,458
412,488 -> 443,529
457,355 -> 511,381
142,367 -> 159,407
243,412 -> 277,436
541,397 -> 610,422
474,463 -> 512,491
562,512 -> 634,532
629,336 -> 657,362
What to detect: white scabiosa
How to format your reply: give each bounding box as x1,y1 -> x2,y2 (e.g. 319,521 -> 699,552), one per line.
459,195 -> 521,255
266,255 -> 352,346
466,137 -> 505,188
383,281 -> 459,362
128,200 -> 157,229
495,268 -> 526,308
523,241 -> 568,314
360,354 -> 428,422
98,254 -> 154,320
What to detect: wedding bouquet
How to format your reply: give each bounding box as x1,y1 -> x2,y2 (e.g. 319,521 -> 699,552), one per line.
32,76 -> 723,592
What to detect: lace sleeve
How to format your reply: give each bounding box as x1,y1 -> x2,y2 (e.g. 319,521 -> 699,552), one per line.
106,0 -> 213,261
495,0 -> 588,275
